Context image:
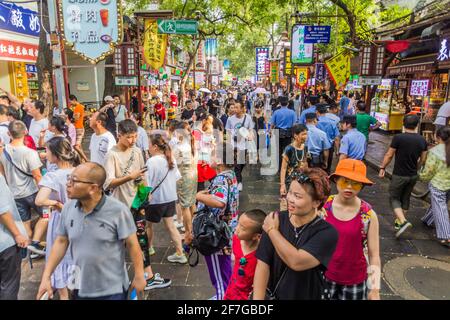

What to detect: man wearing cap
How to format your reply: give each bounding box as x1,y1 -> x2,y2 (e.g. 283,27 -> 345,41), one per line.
270,96 -> 297,172
99,96 -> 118,140
316,104 -> 340,173
339,115 -> 367,161
298,96 -> 319,125
305,112 -> 331,170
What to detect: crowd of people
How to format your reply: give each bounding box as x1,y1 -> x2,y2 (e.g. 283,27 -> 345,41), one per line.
0,84 -> 448,301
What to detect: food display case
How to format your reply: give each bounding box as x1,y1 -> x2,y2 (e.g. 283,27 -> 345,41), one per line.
370,78 -> 404,131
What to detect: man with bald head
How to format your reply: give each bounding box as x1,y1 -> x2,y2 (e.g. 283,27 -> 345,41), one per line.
37,162 -> 146,300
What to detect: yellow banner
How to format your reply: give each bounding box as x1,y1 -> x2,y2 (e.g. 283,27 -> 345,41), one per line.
143,19 -> 167,70
270,61 -> 279,84
325,51 -> 351,88
294,67 -> 309,88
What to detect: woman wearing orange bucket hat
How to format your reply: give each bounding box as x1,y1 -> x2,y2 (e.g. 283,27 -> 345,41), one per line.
322,159 -> 381,300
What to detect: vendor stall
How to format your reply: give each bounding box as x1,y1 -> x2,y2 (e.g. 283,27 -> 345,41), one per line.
370,78 -> 404,131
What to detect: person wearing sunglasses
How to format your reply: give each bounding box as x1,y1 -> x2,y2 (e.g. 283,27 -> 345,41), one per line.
224,209 -> 267,300
253,168 -> 338,300
37,162 -> 146,300
322,159 -> 381,300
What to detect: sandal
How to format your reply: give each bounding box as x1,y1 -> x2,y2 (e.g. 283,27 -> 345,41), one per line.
438,240 -> 450,248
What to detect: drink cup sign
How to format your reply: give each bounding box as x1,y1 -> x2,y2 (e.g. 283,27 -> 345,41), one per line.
60,0 -> 123,64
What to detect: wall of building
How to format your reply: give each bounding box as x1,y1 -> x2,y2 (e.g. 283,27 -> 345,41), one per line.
0,60 -> 12,92
66,52 -> 106,105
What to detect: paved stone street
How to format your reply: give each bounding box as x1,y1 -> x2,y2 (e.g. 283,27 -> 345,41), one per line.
18,146 -> 450,299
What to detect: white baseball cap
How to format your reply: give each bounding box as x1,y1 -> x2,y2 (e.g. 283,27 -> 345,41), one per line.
104,95 -> 114,102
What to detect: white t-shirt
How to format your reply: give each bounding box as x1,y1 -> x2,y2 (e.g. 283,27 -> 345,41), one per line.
225,113 -> 255,150
146,154 -> 181,205
89,131 -> 117,166
0,144 -> 42,199
38,168 -> 74,212
115,105 -> 127,123
136,126 -> 149,152
435,101 -> 450,126
0,121 -> 10,144
29,118 -> 49,146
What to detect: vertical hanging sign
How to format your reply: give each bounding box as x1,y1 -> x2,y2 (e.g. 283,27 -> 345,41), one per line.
143,19 -> 168,70
60,0 -> 123,64
256,47 -> 269,75
291,25 -> 314,65
295,67 -> 309,88
270,60 -> 279,84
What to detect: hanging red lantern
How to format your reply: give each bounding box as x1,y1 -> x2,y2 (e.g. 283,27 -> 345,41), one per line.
385,40 -> 410,53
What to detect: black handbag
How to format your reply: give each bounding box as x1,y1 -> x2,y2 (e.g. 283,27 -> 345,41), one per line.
189,176 -> 233,266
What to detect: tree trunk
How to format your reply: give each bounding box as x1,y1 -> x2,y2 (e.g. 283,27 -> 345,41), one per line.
178,39 -> 202,108
36,0 -> 53,116
103,54 -> 122,99
330,0 -> 358,46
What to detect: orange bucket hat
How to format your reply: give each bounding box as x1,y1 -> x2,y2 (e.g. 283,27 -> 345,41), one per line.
329,159 -> 373,185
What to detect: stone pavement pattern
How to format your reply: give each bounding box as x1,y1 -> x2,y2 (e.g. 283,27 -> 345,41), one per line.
18,130 -> 450,300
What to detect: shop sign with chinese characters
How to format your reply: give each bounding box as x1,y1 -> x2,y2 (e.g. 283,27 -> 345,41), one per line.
438,39 -> 449,61
294,67 -> 309,88
410,79 -> 430,96
256,47 -> 269,75
270,60 -> 279,84
291,25 -> 314,64
325,51 -> 351,88
0,39 -> 38,63
60,0 -> 123,64
0,1 -> 40,38
143,19 -> 168,70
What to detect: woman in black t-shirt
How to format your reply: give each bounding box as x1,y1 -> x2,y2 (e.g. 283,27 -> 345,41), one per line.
253,168 -> 338,300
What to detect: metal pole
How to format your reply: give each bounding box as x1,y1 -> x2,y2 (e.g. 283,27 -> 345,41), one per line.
193,35 -> 196,92
48,0 -> 67,113
94,66 -> 100,104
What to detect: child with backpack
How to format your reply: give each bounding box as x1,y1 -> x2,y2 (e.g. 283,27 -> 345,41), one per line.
224,209 -> 266,300
322,159 -> 381,300
195,142 -> 239,300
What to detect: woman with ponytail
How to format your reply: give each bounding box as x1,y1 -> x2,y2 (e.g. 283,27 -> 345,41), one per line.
35,136 -> 80,299
38,116 -> 69,148
420,126 -> 450,247
145,134 -> 187,264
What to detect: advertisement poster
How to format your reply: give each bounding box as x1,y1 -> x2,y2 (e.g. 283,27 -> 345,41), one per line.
325,51 -> 351,88
60,0 -> 123,63
410,79 -> 430,96
143,19 -> 167,70
256,47 -> 270,75
291,25 -> 314,64
205,38 -> 217,59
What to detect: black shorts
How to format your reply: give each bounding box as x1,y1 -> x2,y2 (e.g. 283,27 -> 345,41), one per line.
145,201 -> 176,223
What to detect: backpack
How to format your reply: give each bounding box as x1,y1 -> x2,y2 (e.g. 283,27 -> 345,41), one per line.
189,175 -> 234,265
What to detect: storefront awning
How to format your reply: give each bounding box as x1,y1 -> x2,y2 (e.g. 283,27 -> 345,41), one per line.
387,55 -> 436,76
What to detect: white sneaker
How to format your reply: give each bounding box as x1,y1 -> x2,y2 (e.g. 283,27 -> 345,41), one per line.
238,183 -> 243,191
175,221 -> 184,229
167,252 -> 188,264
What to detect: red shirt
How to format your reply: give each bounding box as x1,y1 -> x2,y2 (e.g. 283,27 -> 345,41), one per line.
154,103 -> 166,120
224,235 -> 257,300
323,196 -> 371,285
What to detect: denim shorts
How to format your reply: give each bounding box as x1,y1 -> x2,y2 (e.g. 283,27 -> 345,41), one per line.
15,192 -> 42,222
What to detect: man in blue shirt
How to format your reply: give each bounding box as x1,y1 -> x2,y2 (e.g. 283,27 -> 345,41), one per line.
316,104 -> 340,173
298,95 -> 319,124
305,112 -> 331,170
339,90 -> 351,120
270,96 -> 296,172
339,115 -> 367,160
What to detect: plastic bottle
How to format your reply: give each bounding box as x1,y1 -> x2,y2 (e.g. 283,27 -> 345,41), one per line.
129,288 -> 138,300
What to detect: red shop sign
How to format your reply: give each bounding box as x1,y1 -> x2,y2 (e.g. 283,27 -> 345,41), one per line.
0,39 -> 38,63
